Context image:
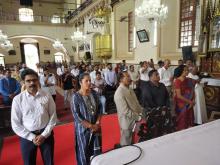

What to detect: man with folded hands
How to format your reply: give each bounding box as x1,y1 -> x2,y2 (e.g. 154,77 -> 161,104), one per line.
114,71 -> 143,146
11,69 -> 57,165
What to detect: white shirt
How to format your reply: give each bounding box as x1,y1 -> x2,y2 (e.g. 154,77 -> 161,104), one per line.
157,67 -> 163,76
159,67 -> 173,86
90,70 -> 97,84
37,68 -> 44,76
187,72 -> 199,80
40,74 -> 56,95
128,70 -> 139,89
11,89 -> 57,141
71,68 -> 79,77
56,67 -> 63,76
139,67 -> 153,81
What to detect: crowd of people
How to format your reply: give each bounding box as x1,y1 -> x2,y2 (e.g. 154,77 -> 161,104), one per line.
0,58 -> 208,165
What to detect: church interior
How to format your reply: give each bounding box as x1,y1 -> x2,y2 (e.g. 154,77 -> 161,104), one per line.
0,0 -> 220,164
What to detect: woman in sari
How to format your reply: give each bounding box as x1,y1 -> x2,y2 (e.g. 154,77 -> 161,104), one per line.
174,65 -> 195,131
71,73 -> 102,165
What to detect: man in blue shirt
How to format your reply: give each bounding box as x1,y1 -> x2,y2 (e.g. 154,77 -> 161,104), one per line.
0,69 -> 21,106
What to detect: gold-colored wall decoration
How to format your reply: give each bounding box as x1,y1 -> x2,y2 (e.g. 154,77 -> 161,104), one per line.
95,34 -> 112,59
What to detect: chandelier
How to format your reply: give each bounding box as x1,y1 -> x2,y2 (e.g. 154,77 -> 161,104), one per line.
71,28 -> 86,42
0,30 -> 8,43
1,40 -> 13,51
94,3 -> 111,18
52,39 -> 64,51
0,29 -> 14,51
135,0 -> 168,22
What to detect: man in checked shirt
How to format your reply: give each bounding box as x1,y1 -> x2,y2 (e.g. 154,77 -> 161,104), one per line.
11,69 -> 57,165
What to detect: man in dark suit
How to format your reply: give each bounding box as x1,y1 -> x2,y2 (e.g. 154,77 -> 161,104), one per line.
0,69 -> 20,106
142,69 -> 170,110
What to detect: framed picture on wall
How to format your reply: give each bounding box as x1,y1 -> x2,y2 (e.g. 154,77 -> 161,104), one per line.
136,29 -> 149,42
44,50 -> 50,55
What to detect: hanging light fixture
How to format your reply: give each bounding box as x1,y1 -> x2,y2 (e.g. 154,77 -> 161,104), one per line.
71,27 -> 86,42
0,30 -> 8,43
52,39 -> 64,51
135,0 -> 168,22
1,40 -> 13,51
71,27 -> 86,60
94,5 -> 111,18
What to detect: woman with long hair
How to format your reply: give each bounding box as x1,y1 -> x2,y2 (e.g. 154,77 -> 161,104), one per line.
174,65 -> 195,131
71,73 -> 102,165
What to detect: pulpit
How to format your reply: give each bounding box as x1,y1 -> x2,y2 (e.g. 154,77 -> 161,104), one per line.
199,9 -> 220,119
200,54 -> 220,119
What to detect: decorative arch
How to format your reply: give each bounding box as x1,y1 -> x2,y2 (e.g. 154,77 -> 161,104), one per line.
8,35 -> 69,62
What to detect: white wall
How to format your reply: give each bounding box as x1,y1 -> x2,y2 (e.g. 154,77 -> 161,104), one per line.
159,0 -> 182,63
108,0 -> 198,65
134,0 -> 160,64
107,0 -> 159,64
108,0 -> 135,64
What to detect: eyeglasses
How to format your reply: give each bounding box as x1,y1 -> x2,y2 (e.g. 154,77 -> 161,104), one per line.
25,78 -> 38,83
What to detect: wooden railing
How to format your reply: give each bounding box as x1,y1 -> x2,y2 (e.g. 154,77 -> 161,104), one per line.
66,0 -> 93,21
0,12 -> 67,24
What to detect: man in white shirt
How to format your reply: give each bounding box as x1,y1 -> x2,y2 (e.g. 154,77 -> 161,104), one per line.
70,65 -> 79,78
139,61 -> 153,82
104,63 -> 117,91
40,68 -> 57,101
157,60 -> 164,76
90,65 -> 99,83
159,59 -> 174,95
56,63 -> 63,87
128,65 -> 139,90
139,61 -> 153,104
11,69 -> 57,165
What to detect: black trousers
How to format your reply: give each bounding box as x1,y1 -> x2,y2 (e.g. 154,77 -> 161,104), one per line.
52,95 -> 56,102
20,133 -> 54,165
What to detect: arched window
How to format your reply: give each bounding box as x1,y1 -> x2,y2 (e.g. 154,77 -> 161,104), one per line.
179,0 -> 200,47
19,8 -> 34,22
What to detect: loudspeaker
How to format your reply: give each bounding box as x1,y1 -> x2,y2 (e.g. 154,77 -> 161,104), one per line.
182,46 -> 194,62
85,52 -> 91,59
20,0 -> 33,6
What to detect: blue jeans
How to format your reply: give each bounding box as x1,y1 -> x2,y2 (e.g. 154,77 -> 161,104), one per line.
99,95 -> 106,114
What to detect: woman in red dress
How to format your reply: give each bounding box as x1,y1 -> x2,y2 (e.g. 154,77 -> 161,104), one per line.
174,65 -> 195,131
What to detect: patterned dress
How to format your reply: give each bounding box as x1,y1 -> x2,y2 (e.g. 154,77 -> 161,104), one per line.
174,78 -> 195,131
71,91 -> 102,165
